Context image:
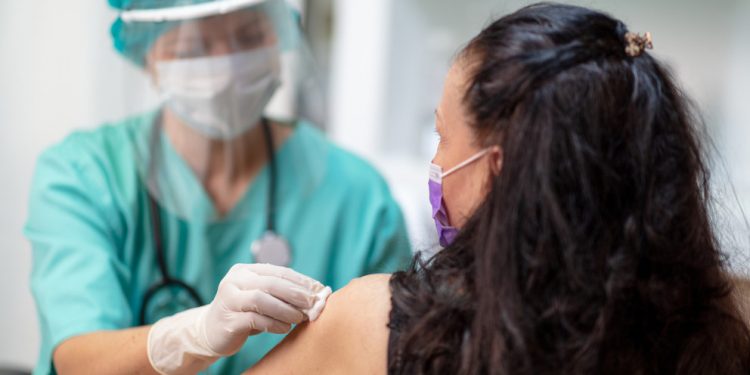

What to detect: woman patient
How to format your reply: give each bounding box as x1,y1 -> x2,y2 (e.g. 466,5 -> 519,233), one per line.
247,3 -> 750,374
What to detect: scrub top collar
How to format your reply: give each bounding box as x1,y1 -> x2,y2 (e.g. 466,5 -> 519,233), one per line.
134,109 -> 328,224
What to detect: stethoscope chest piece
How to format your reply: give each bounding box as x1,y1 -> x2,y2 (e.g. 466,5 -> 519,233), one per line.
251,231 -> 292,266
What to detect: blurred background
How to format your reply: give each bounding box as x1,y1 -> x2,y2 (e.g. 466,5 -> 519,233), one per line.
1,0 -> 748,370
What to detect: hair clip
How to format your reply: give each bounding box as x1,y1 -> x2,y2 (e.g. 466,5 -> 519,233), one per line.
624,31 -> 653,57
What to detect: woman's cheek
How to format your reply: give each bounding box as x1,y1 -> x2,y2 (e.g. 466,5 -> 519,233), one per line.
443,177 -> 464,227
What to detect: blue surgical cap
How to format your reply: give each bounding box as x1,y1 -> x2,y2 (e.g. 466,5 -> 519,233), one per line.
110,0 -> 300,67
109,0 -> 216,10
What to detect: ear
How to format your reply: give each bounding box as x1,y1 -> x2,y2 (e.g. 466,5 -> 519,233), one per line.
488,145 -> 503,176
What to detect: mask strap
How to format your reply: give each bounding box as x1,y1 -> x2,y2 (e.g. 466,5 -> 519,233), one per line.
442,148 -> 491,178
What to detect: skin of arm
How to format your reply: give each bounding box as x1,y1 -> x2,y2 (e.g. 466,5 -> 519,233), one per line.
244,274 -> 393,375
53,326 -> 159,375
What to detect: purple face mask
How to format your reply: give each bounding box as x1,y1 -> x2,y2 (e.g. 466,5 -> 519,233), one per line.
429,149 -> 491,247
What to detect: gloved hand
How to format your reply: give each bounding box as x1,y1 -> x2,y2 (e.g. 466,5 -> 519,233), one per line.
147,263 -> 332,375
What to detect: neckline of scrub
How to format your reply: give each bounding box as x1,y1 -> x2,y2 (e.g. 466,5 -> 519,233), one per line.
157,120 -> 304,224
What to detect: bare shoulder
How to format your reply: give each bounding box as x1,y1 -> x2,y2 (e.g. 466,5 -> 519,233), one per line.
246,274 -> 393,375
314,273 -> 392,343
332,274 -> 393,317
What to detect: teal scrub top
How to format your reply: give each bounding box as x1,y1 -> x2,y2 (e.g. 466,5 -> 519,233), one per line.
24,112 -> 413,375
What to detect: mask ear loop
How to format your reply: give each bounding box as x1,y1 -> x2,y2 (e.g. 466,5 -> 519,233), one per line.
442,148 -> 491,178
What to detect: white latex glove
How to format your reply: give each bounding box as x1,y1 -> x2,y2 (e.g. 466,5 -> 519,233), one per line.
147,263 -> 332,375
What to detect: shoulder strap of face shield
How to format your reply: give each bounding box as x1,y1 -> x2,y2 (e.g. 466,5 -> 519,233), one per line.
121,0 -> 268,23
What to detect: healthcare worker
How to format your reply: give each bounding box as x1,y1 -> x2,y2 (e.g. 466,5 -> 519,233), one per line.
24,0 -> 412,373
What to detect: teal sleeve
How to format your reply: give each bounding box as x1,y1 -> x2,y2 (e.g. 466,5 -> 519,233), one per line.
363,189 -> 413,275
25,142 -> 131,374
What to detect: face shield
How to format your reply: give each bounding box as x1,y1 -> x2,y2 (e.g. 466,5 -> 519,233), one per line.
110,0 -> 328,222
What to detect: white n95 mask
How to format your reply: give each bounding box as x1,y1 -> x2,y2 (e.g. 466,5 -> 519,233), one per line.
155,46 -> 282,139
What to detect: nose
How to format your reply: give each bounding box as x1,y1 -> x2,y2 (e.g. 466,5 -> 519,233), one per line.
208,38 -> 234,56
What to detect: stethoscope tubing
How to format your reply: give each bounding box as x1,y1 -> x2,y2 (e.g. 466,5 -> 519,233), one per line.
139,117 -> 280,325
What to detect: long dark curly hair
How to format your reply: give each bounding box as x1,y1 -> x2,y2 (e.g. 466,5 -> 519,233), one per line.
388,3 -> 750,374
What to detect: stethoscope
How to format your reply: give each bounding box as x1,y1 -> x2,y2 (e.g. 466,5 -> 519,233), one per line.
139,118 -> 292,325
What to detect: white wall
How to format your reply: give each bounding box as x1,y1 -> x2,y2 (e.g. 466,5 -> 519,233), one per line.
0,0 -> 157,369
716,0 -> 750,275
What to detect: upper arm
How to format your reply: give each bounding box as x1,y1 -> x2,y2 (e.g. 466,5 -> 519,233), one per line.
246,274 -> 393,375
26,144 -> 131,369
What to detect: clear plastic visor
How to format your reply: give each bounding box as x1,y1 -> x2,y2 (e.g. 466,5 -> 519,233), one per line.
117,0 -> 327,222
